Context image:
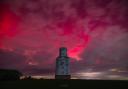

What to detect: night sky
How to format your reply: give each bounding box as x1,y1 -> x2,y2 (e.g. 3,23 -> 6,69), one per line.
0,0 -> 128,79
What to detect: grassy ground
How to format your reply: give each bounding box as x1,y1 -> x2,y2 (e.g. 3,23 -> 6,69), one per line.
0,79 -> 128,89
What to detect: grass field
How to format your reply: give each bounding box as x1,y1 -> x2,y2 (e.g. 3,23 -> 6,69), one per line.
0,79 -> 128,89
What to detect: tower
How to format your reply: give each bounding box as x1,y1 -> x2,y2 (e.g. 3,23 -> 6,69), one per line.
55,47 -> 71,79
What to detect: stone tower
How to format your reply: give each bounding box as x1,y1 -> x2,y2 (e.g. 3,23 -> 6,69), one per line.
55,47 -> 71,79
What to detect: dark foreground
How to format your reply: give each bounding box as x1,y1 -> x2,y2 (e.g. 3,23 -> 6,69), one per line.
0,79 -> 128,89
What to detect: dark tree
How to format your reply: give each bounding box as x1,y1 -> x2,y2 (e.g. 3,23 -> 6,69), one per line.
0,69 -> 22,81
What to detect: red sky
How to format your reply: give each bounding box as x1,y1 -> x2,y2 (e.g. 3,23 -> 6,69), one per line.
0,0 -> 128,79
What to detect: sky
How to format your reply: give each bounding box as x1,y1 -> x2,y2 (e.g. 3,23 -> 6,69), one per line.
0,0 -> 128,79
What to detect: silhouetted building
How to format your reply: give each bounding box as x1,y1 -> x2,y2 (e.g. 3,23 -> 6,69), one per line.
55,47 -> 71,79
0,69 -> 22,80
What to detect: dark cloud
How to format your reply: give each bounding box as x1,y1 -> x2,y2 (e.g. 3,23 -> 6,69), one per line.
23,67 -> 55,75
0,49 -> 26,69
79,27 -> 128,71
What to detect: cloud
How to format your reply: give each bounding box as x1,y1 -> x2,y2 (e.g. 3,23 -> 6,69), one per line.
0,0 -> 128,77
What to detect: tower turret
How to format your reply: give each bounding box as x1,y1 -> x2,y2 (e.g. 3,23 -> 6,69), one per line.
55,47 -> 71,79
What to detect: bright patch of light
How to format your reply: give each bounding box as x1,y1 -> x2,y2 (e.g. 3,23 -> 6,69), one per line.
20,75 -> 54,79
68,46 -> 84,61
109,69 -> 118,72
28,61 -> 38,66
76,72 -> 105,79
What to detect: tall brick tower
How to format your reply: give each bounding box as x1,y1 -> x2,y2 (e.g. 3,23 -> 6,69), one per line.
55,47 -> 71,79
